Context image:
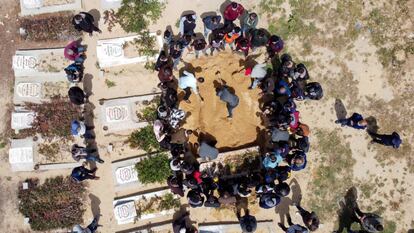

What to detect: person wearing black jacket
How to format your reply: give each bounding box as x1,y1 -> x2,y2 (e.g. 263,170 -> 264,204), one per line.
191,38 -> 208,58
72,12 -> 101,36
295,204 -> 320,231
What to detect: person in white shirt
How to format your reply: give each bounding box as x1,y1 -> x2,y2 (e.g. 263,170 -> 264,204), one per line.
178,70 -> 205,103
249,63 -> 268,89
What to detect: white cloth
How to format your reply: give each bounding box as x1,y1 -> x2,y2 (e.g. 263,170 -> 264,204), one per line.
251,63 -> 267,79
153,120 -> 166,142
178,71 -> 198,94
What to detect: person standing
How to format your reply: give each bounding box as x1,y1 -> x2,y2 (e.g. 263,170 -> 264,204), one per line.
71,144 -> 104,163
235,37 -> 251,57
209,36 -> 225,56
191,37 -> 208,58
71,165 -> 99,182
267,35 -> 284,59
242,13 -> 259,37
179,14 -> 197,36
154,51 -> 172,71
295,204 -> 320,231
65,63 -> 84,83
68,86 -> 86,106
170,42 -> 183,70
369,131 -> 401,149
224,26 -> 241,50
202,15 -> 222,39
178,70 -> 204,103
335,112 -> 367,130
248,63 -> 268,89
72,217 -> 100,233
250,28 -> 270,51
64,41 -> 86,63
238,211 -> 257,233
158,66 -> 174,83
172,212 -> 198,233
72,12 -> 101,36
223,2 -> 245,26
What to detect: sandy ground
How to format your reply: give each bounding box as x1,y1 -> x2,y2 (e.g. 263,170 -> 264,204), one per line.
0,0 -> 413,233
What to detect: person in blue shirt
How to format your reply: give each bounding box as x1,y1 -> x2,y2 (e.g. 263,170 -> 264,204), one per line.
335,113 -> 367,130
262,152 -> 283,169
275,79 -> 292,97
287,150 -> 307,171
71,165 -> 99,182
259,193 -> 280,209
202,15 -> 221,39
369,131 -> 401,149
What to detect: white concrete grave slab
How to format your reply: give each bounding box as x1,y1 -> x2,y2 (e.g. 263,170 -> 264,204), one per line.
97,34 -> 163,68
199,221 -> 276,233
9,138 -> 35,172
100,93 -> 160,132
113,189 -> 177,225
111,156 -> 146,191
101,0 -> 122,9
11,111 -> 35,131
20,0 -> 82,16
13,48 -> 69,77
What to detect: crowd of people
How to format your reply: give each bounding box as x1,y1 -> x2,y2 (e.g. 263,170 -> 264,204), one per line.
51,3 -> 398,232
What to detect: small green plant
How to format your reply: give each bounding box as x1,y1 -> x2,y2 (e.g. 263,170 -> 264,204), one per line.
135,153 -> 171,184
128,125 -> 160,152
158,193 -> 181,211
105,79 -> 116,88
18,176 -> 86,231
132,30 -> 158,57
116,0 -> 165,33
38,143 -> 60,161
137,97 -> 160,122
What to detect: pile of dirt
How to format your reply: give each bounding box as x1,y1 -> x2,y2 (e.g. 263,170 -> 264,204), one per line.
180,52 -> 264,150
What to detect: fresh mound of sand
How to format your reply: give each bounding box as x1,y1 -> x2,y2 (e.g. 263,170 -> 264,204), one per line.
179,52 -> 264,150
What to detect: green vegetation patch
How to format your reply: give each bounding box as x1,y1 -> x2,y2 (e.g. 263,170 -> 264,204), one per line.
135,153 -> 171,184
18,176 -> 86,231
307,129 -> 355,220
128,125 -> 160,152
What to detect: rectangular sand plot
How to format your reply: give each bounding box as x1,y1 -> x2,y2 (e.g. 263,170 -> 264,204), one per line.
100,93 -> 160,132
97,34 -> 163,68
20,0 -> 82,16
113,189 -> 178,225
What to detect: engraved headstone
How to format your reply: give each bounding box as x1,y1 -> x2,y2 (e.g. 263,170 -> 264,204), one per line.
13,55 -> 37,70
11,112 -> 35,130
115,165 -> 138,185
22,0 -> 43,9
114,201 -> 137,223
16,83 -> 41,98
104,43 -> 123,57
106,105 -> 129,122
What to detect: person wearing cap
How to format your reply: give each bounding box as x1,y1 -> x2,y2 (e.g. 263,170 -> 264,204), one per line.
267,35 -> 284,59
295,204 -> 320,231
368,131 -> 401,149
259,193 -> 280,209
224,26 -> 241,50
71,120 -> 94,139
248,63 -> 268,89
223,2 -> 245,26
262,152 -> 283,169
335,112 -> 367,130
72,12 -> 101,36
191,38 -> 208,59
287,150 -> 307,171
64,41 -> 86,63
242,12 -> 259,37
167,175 -> 185,197
202,15 -> 222,39
179,13 -> 197,36
178,70 -> 205,103
239,211 -> 257,233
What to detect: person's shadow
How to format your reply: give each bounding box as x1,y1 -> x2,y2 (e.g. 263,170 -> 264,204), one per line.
88,9 -> 101,28
365,116 -> 379,133
334,187 -> 359,233
89,194 -> 101,219
289,178 -> 302,205
275,196 -> 293,225
334,98 -> 347,120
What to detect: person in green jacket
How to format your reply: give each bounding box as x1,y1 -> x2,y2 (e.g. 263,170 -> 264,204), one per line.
242,12 -> 258,37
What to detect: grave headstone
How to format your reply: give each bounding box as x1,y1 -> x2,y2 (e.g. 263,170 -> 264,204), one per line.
106,105 -> 129,122
22,0 -> 42,9
11,112 -> 35,130
103,43 -> 123,57
16,82 -> 41,98
13,55 -> 37,70
9,138 -> 35,172
115,165 -> 139,185
114,201 -> 137,224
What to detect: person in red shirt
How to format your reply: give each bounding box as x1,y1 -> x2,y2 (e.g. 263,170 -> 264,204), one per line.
223,2 -> 245,26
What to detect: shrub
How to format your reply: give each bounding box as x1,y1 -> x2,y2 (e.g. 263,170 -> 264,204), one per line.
20,12 -> 81,41
128,125 -> 160,152
22,96 -> 81,140
116,0 -> 165,33
135,153 -> 171,184
18,176 -> 86,231
105,79 -> 116,88
131,30 -> 158,57
38,142 -> 60,161
137,96 -> 160,123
